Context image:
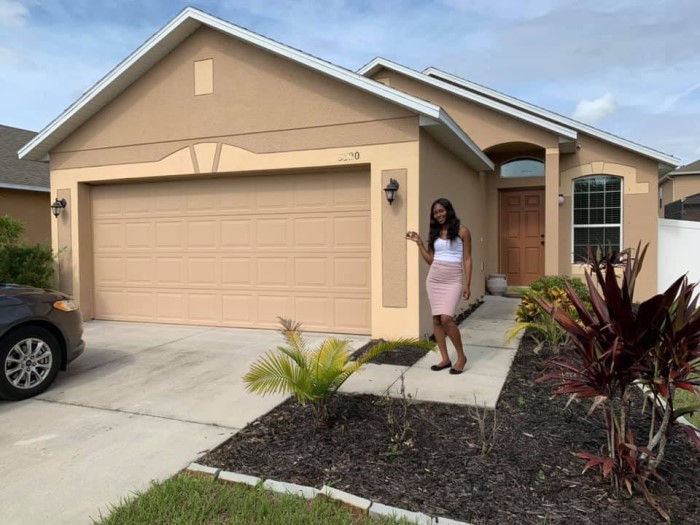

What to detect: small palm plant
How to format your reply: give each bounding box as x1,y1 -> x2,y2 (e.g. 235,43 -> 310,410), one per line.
243,318 -> 436,425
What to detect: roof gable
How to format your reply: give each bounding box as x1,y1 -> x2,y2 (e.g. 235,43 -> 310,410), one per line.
19,8 -> 492,171
359,58 -> 679,170
360,58 -> 577,142
421,65 -> 680,169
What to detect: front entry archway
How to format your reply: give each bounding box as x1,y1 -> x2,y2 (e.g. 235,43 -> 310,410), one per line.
499,188 -> 545,286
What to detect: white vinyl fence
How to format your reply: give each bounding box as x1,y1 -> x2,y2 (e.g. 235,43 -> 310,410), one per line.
657,218 -> 700,292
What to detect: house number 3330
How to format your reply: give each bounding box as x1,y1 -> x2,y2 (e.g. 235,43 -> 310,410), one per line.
338,151 -> 360,162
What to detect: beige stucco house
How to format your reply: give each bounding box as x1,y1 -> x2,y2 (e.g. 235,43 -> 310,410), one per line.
1,125 -> 50,245
18,8 -> 680,338
659,159 -> 700,216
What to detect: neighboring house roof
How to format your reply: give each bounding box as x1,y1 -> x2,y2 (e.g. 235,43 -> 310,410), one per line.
358,58 -> 680,171
18,7 -> 493,172
659,159 -> 700,184
672,159 -> 700,176
0,124 -> 49,192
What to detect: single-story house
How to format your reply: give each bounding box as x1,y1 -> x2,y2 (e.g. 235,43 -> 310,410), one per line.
18,8 -> 681,338
659,159 -> 700,215
1,124 -> 50,245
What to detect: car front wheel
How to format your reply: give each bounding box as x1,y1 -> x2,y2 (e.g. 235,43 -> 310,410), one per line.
0,326 -> 61,401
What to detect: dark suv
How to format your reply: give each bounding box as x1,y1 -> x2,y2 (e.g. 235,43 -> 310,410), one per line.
0,284 -> 85,400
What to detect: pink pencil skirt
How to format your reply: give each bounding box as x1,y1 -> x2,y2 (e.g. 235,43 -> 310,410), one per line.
426,260 -> 464,317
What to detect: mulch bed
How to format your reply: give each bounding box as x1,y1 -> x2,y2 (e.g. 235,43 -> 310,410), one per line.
351,339 -> 431,367
351,299 -> 485,367
200,333 -> 700,524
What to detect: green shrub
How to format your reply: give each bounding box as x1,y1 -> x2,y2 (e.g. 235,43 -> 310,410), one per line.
0,214 -> 24,247
516,275 -> 590,323
0,244 -> 55,288
508,275 -> 592,350
529,275 -> 589,296
0,215 -> 55,288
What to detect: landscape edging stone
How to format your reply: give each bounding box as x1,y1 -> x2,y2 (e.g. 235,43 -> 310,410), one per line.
203,468 -> 472,525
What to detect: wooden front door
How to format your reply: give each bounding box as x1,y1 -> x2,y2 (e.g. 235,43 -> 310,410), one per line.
499,188 -> 545,286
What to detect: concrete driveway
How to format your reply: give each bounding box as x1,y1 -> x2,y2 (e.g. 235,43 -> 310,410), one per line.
0,321 -> 369,525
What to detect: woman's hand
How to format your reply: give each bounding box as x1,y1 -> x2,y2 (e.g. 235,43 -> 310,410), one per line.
462,286 -> 471,300
406,231 -> 423,246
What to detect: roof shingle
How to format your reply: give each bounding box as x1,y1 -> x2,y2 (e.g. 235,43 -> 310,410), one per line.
0,124 -> 49,189
674,159 -> 700,175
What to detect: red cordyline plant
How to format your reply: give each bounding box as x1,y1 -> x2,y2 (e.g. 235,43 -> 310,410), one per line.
535,243 -> 700,522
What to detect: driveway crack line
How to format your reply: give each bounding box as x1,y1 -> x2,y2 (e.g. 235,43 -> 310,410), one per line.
35,397 -> 240,431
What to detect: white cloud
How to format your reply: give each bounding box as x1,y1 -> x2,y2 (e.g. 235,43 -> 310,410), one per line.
0,0 -> 29,26
572,93 -> 618,124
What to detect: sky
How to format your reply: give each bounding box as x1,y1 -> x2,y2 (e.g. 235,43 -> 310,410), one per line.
1,0 -> 699,164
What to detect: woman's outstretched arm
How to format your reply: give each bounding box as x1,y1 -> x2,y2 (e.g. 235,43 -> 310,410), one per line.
406,231 -> 433,264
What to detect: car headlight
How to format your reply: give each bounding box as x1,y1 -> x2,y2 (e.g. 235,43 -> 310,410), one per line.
53,299 -> 78,312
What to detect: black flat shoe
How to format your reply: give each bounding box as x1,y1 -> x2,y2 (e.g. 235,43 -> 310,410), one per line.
430,361 -> 452,371
449,367 -> 464,375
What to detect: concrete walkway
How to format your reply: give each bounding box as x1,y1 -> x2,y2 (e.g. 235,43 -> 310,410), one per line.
341,296 -> 521,408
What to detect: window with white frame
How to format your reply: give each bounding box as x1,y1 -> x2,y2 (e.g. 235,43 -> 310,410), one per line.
500,158 -> 544,178
572,175 -> 622,262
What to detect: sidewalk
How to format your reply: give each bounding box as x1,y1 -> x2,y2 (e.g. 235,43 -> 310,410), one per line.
340,296 -> 521,409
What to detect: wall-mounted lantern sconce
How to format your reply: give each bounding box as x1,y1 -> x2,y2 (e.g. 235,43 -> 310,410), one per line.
558,194 -> 565,206
384,178 -> 400,205
51,198 -> 67,218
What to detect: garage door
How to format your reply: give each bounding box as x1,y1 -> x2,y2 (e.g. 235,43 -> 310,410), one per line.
91,169 -> 370,334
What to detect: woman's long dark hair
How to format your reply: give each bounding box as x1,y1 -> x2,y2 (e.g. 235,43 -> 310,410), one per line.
428,198 -> 460,251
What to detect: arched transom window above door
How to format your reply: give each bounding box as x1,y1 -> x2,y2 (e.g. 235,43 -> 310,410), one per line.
500,158 -> 545,178
572,175 -> 622,262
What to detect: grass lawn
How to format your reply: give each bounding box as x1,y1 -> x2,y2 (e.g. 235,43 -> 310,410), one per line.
675,388 -> 700,428
93,473 -> 410,525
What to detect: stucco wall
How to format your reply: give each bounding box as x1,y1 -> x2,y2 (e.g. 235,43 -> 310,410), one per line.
673,175 -> 700,201
659,175 -> 700,218
418,130 -> 485,336
0,188 -> 50,245
53,27 -> 415,169
659,178 -> 674,216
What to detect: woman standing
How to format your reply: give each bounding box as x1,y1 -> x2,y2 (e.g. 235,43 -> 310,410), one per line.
406,198 -> 472,374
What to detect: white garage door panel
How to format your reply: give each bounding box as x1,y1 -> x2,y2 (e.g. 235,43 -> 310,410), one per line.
92,170 -> 370,334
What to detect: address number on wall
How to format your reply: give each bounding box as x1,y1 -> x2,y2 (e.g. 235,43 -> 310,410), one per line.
338,151 -> 360,162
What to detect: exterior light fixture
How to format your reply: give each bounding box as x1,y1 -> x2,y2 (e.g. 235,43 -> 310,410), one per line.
51,198 -> 67,218
558,194 -> 565,206
384,178 -> 400,205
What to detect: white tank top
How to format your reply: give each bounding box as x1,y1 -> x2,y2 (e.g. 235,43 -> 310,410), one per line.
434,237 -> 463,263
